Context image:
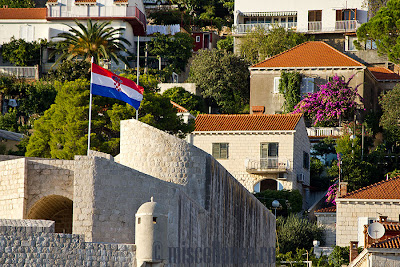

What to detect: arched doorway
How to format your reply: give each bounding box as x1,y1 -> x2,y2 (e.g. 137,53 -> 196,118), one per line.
27,195 -> 73,234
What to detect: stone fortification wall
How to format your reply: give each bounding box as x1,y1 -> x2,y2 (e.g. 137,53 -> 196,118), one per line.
82,119 -> 276,266
0,158 -> 27,219
0,219 -> 135,266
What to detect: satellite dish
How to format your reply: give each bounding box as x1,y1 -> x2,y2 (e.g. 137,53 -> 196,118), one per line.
367,222 -> 385,239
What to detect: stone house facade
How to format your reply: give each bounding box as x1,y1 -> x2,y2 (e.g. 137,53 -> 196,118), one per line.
188,113 -> 311,206
249,41 -> 385,116
0,119 -> 276,266
315,206 -> 336,248
336,177 -> 400,247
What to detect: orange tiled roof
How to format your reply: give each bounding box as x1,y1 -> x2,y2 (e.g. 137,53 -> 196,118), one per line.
47,0 -> 57,2
251,41 -> 364,69
315,206 -> 336,213
194,113 -> 302,132
114,0 -> 128,2
371,234 -> 400,248
0,8 -> 47,19
170,101 -> 188,113
383,222 -> 400,232
368,67 -> 400,81
75,0 -> 97,2
342,176 -> 400,199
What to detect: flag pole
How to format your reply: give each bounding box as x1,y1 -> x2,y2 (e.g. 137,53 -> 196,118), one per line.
87,57 -> 94,156
136,35 -> 139,120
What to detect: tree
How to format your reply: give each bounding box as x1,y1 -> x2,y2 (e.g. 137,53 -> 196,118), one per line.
363,0 -> 389,16
188,49 -> 250,113
148,32 -> 193,73
356,0 -> 400,63
26,75 -> 193,159
379,84 -> 400,147
52,19 -> 132,66
239,26 -> 308,64
46,60 -> 91,82
217,35 -> 233,52
1,37 -> 45,66
276,214 -> 324,254
293,75 -> 363,126
254,190 -> 303,216
328,246 -> 350,267
162,87 -> 207,114
0,0 -> 34,8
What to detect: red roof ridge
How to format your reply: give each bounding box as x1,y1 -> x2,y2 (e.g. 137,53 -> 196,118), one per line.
251,41 -> 312,68
197,113 -> 302,117
315,206 -> 336,213
370,234 -> 400,248
250,41 -> 364,68
170,100 -> 188,113
321,41 -> 365,67
342,176 -> 400,199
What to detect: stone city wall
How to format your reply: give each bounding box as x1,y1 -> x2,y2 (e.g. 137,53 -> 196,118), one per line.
0,219 -> 135,266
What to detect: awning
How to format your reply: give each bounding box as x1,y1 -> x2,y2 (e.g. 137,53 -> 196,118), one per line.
240,11 -> 297,17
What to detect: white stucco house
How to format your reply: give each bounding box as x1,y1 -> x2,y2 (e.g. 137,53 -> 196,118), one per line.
0,0 -> 146,71
188,113 -> 311,205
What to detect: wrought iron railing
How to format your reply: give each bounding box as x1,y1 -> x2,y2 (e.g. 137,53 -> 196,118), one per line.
245,158 -> 289,171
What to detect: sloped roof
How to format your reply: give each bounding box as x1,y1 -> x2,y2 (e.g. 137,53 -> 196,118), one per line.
170,101 -> 189,113
0,8 -> 47,19
341,177 -> 400,199
368,67 -> 400,81
75,0 -> 97,2
383,222 -> 400,232
251,41 -> 364,69
194,113 -> 302,132
371,234 -> 400,248
315,206 -> 336,213
0,129 -> 24,141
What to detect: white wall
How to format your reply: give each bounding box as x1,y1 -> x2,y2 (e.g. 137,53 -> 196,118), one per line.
234,0 -> 368,32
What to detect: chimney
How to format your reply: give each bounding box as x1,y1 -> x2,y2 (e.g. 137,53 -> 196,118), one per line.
3,5 -> 8,8
379,216 -> 388,223
339,182 -> 348,197
350,241 -> 359,262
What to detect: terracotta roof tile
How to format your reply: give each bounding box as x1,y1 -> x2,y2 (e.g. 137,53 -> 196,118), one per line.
47,0 -> 57,2
368,67 -> 400,81
170,101 -> 188,113
114,0 -> 128,2
371,234 -> 400,248
194,113 -> 303,132
0,8 -> 47,19
383,222 -> 400,232
342,176 -> 400,199
315,206 -> 336,213
75,0 -> 97,2
251,41 -> 364,69
251,106 -> 265,114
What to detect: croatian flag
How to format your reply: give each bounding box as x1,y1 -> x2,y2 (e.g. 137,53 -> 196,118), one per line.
91,63 -> 144,110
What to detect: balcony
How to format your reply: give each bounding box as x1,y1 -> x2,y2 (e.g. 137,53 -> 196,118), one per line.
0,66 -> 38,79
245,158 -> 289,174
335,20 -> 360,32
307,127 -> 343,138
308,21 -> 322,32
234,22 -> 297,34
47,6 -> 146,34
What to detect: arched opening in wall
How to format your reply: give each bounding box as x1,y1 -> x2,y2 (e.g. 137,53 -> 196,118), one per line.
254,179 -> 282,192
27,195 -> 73,234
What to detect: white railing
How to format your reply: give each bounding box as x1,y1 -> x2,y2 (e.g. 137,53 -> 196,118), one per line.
335,20 -> 360,31
49,6 -> 137,19
308,21 -> 322,32
0,66 -> 38,79
234,22 -> 297,34
245,158 -> 289,171
306,127 -> 343,137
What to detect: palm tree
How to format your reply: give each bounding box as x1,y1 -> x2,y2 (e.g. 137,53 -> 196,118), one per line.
51,19 -> 132,67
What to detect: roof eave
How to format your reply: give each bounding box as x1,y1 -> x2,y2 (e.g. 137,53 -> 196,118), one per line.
192,130 -> 297,135
249,66 -> 366,71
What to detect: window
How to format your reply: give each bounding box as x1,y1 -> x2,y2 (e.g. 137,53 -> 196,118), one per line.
300,77 -> 314,96
303,151 -> 309,169
347,36 -> 357,51
260,143 -> 279,168
336,9 -> 356,21
196,36 -> 200,43
212,143 -> 228,159
273,77 -> 281,93
308,10 -> 322,22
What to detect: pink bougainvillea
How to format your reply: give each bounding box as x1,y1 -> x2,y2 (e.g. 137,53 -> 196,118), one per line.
325,183 -> 338,205
293,75 -> 363,125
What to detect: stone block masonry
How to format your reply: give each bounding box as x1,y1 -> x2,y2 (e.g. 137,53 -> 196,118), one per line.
0,219 -> 135,266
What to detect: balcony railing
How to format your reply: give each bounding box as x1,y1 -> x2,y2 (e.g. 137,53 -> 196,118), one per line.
234,22 -> 297,34
47,6 -> 146,27
245,158 -> 289,174
335,20 -> 360,31
0,66 -> 38,79
308,21 -> 322,32
307,127 -> 343,137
